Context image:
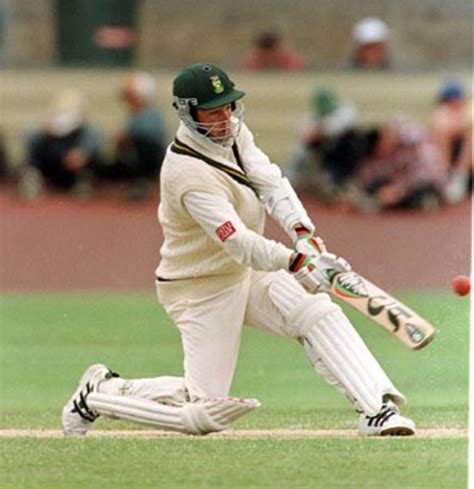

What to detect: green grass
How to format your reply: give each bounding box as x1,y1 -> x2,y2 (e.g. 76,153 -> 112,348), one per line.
0,291 -> 469,488
0,438 -> 467,489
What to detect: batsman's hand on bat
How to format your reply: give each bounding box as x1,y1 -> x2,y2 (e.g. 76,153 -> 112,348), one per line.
289,251 -> 351,294
291,224 -> 327,256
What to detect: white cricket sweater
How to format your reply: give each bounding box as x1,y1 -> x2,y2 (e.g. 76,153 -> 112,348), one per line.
156,122 -> 296,302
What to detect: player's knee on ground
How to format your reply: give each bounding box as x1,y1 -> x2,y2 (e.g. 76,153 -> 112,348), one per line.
88,393 -> 260,435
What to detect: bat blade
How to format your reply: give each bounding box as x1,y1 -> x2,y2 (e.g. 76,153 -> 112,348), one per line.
329,271 -> 435,350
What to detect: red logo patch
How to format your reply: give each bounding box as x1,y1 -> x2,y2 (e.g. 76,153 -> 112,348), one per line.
215,221 -> 236,242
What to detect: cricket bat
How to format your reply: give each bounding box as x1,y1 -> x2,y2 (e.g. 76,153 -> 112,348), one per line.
329,271 -> 436,350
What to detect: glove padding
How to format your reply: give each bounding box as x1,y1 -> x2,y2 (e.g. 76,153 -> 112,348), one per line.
289,252 -> 351,294
292,225 -> 327,256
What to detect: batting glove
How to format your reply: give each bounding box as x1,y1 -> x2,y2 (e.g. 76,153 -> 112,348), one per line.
289,251 -> 351,294
292,224 -> 327,256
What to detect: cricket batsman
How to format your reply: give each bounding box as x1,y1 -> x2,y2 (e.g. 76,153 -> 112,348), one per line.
62,63 -> 416,437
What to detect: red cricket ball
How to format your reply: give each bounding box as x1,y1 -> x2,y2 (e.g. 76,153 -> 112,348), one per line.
451,275 -> 471,297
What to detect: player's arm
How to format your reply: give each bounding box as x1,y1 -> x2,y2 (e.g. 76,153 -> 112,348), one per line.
183,191 -> 292,271
183,191 -> 350,294
239,127 -> 325,256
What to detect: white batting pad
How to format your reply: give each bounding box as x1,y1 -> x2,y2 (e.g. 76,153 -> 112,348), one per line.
269,275 -> 405,416
302,308 -> 406,416
88,393 -> 260,435
182,397 -> 261,434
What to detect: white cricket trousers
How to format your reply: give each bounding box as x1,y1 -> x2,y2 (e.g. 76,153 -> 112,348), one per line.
159,270 -> 311,400
100,269 -> 404,416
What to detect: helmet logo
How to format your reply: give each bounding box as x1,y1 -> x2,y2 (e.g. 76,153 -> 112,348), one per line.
210,75 -> 225,94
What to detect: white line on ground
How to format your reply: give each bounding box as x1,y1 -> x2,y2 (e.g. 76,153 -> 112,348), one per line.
0,428 -> 467,439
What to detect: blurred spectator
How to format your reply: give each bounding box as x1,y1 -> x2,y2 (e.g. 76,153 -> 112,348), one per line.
350,17 -> 393,70
242,30 -> 306,71
16,90 -> 103,199
286,88 -> 366,203
431,80 -> 473,204
101,72 -> 167,200
355,117 -> 447,211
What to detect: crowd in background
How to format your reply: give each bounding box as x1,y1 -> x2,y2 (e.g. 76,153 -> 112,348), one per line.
0,17 -> 471,211
286,79 -> 472,212
10,72 -> 167,202
239,15 -> 472,212
242,17 -> 393,71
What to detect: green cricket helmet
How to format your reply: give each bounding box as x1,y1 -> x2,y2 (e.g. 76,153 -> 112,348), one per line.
172,63 -> 246,143
173,63 -> 245,109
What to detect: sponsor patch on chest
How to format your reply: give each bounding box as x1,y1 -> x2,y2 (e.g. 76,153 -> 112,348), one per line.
215,221 -> 236,242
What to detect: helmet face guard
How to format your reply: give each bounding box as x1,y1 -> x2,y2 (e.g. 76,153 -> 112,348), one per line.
173,63 -> 246,144
174,98 -> 245,144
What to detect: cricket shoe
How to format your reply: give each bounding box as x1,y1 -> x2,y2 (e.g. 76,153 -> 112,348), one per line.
62,364 -> 119,436
358,402 -> 415,436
